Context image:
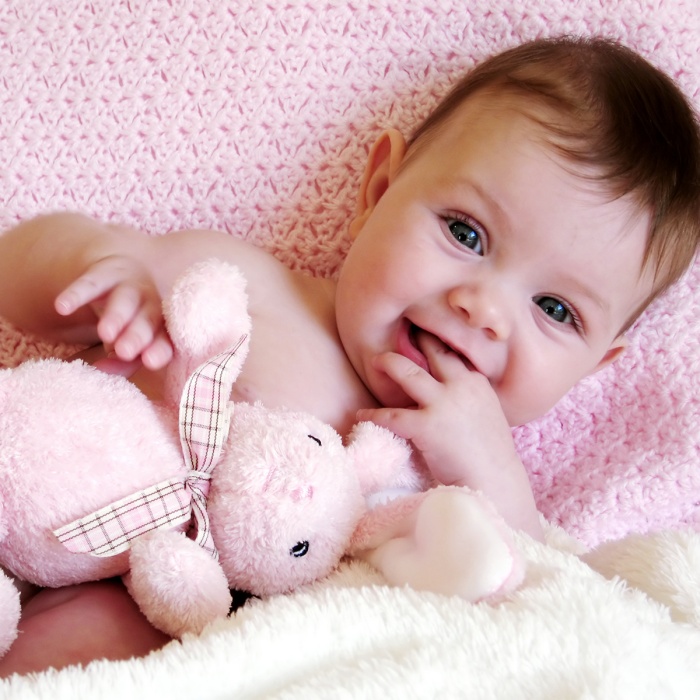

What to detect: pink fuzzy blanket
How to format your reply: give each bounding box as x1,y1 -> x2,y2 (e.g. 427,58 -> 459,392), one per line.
0,0 -> 698,548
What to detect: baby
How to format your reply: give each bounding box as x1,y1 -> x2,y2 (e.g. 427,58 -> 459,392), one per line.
0,35 -> 698,675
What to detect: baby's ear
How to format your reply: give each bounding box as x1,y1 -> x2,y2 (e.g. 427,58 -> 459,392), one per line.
348,129 -> 407,239
590,335 -> 628,375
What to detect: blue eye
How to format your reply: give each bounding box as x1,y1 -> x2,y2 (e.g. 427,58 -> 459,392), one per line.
534,296 -> 573,325
447,218 -> 483,255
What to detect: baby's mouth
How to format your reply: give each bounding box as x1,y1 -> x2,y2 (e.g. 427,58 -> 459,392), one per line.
407,322 -> 421,348
407,322 -> 476,373
395,321 -> 429,372
406,324 -> 426,366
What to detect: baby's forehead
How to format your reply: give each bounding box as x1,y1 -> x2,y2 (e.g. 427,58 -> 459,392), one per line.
406,97 -> 551,188
414,89 -> 577,158
408,92 -> 590,190
411,89 -> 650,217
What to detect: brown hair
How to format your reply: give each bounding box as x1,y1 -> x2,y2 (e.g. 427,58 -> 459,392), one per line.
408,36 -> 700,319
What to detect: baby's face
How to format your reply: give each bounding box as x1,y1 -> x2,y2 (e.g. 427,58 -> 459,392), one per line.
335,95 -> 656,425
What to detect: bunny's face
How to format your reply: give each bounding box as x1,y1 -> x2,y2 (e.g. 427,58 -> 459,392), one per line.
208,403 -> 365,595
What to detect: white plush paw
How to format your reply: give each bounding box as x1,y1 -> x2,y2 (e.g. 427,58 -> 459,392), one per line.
0,569 -> 21,657
363,487 -> 524,602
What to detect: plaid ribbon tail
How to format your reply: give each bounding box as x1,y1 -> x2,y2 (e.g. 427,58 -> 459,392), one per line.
53,336 -> 246,559
54,476 -> 192,557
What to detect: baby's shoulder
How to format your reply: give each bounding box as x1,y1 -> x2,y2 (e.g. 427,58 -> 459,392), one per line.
164,229 -> 318,315
211,236 -> 299,305
161,228 -> 287,288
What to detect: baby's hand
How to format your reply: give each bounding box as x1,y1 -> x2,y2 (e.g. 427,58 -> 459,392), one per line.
357,333 -> 542,538
54,255 -> 173,370
358,332 -> 517,486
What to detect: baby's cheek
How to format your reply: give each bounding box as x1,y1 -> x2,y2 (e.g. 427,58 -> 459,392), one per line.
497,375 -> 555,427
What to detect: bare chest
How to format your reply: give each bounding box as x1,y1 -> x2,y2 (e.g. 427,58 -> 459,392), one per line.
231,283 -> 377,436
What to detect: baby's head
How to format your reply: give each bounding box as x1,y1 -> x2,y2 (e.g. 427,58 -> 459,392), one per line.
336,36 -> 700,424
406,36 -> 700,317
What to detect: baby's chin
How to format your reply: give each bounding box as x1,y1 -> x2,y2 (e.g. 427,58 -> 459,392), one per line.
502,399 -> 549,429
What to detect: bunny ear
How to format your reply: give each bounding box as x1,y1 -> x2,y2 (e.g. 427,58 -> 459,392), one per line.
179,339 -> 249,557
163,260 -> 252,406
164,259 -> 251,362
179,338 -> 247,474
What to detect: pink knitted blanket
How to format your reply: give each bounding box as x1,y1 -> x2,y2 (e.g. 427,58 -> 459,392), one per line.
1,0 -> 698,547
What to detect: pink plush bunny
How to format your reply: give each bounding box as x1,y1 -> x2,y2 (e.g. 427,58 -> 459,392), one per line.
0,259 -> 523,655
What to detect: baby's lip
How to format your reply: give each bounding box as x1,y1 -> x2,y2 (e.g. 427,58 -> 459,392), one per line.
396,320 -> 430,371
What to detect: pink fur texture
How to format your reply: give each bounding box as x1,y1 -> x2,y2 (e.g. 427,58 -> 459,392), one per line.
0,260 -> 412,644
0,1 -> 698,547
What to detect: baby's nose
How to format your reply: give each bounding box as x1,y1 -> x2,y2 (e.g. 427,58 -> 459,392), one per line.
447,283 -> 511,341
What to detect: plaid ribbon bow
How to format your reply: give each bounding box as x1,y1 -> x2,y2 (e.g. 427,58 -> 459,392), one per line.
54,336 -> 247,559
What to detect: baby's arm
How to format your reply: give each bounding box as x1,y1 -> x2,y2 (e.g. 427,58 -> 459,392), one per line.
358,334 -> 543,540
0,212 -> 255,369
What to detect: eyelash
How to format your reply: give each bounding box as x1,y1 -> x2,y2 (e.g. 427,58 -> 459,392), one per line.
534,295 -> 584,333
442,213 -> 486,255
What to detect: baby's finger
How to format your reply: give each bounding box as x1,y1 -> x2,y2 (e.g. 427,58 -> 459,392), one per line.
54,257 -> 132,316
416,332 -> 471,382
372,351 -> 440,406
96,284 -> 142,344
356,405 -> 421,441
55,275 -> 113,317
141,332 -> 174,371
111,310 -> 161,362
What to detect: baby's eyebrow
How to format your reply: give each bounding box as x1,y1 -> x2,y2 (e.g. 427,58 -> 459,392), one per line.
562,276 -> 610,315
446,176 -> 511,234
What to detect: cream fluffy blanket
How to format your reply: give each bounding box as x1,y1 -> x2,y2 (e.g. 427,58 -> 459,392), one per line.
1,0 -> 699,696
3,527 -> 700,699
